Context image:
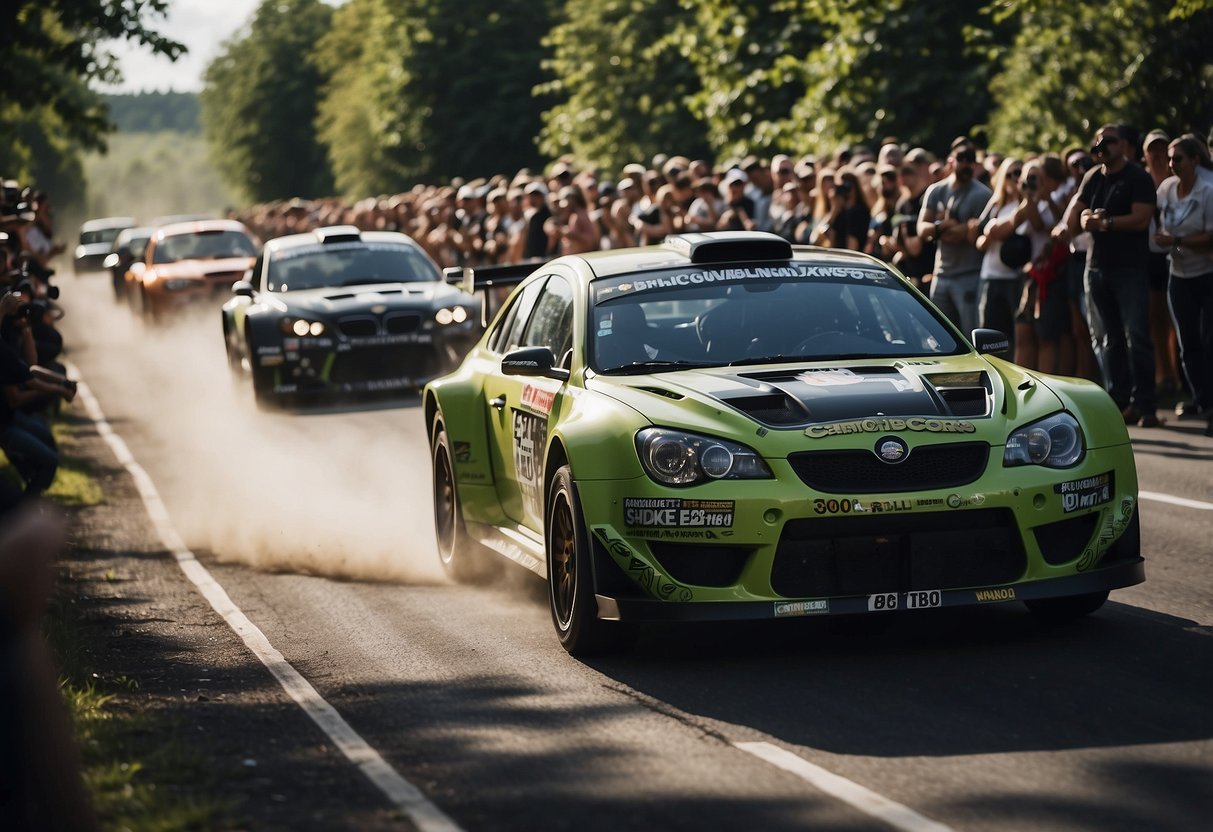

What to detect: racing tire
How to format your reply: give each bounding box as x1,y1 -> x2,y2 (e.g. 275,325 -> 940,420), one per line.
1024,590 -> 1109,624
546,465 -> 633,657
432,423 -> 495,583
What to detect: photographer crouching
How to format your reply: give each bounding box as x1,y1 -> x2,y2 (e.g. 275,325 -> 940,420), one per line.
0,280 -> 77,504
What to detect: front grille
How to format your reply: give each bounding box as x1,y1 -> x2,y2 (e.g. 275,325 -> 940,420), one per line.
771,509 -> 1025,597
338,317 -> 378,337
648,543 -> 752,587
329,345 -> 437,385
788,442 -> 989,493
1033,513 -> 1100,565
384,312 -> 422,334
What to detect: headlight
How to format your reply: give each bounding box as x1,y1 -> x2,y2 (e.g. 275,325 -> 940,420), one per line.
1004,412 -> 1085,468
435,306 -> 469,325
279,317 -> 326,337
636,428 -> 772,486
163,278 -> 200,291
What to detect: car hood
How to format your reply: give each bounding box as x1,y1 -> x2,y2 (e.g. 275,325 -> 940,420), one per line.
151,256 -> 254,278
263,282 -> 464,315
586,356 -> 1065,455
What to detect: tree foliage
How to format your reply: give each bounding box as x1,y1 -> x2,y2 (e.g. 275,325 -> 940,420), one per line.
200,0 -> 335,202
105,92 -> 201,134
985,0 -> 1213,153
538,0 -> 711,172
316,0 -> 554,194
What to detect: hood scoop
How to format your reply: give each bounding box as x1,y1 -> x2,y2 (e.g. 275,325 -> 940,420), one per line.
717,366 -> 992,426
324,287 -> 405,302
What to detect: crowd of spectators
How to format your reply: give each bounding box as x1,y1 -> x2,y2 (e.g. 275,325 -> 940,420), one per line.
0,180 -> 97,829
236,123 -> 1213,434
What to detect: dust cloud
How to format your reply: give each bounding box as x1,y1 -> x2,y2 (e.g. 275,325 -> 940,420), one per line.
60,275 -> 448,585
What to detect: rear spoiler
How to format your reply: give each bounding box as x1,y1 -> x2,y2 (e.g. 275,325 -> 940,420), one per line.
444,259 -> 548,327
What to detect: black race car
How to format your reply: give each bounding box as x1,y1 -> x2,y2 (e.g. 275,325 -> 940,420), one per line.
221,226 -> 481,407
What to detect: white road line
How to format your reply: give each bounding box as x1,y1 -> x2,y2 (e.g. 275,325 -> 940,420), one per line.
69,368 -> 463,832
734,742 -> 953,832
1140,490 -> 1213,511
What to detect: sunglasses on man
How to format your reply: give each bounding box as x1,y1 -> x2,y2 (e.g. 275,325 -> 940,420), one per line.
1091,137 -> 1120,155
954,151 -> 976,163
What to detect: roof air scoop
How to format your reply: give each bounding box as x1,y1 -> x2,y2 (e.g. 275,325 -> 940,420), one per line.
663,231 -> 793,264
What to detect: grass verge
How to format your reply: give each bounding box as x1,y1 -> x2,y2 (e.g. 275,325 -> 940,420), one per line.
8,413 -> 235,830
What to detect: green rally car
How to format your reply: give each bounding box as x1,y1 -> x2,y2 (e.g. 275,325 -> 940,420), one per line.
424,232 -> 1143,655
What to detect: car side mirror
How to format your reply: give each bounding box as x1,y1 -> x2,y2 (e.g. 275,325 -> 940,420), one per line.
501,346 -> 570,381
972,328 -> 1010,356
232,281 -> 255,297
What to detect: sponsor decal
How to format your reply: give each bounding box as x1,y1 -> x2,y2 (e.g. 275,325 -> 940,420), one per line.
521,384 -> 557,416
643,529 -> 725,540
875,436 -> 908,463
813,498 -> 912,515
623,497 -> 735,528
774,599 -> 829,618
798,368 -> 865,386
513,412 -> 547,519
256,345 -> 282,355
975,587 -> 1016,602
916,497 -> 945,507
593,529 -> 694,601
1078,496 -> 1135,572
453,441 -> 472,463
284,338 -> 300,350
259,355 -> 285,367
348,334 -> 430,346
946,493 -> 986,508
805,416 -> 976,438
596,265 -> 890,300
1054,471 -> 1113,514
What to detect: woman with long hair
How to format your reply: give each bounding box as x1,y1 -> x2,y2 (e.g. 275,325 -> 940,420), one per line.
810,167 -> 870,251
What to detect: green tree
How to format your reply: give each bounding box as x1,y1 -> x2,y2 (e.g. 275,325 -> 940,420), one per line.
538,0 -> 710,173
0,1 -> 183,208
317,0 -> 554,193
200,0 -> 335,202
675,0 -> 821,160
984,0 -> 1213,153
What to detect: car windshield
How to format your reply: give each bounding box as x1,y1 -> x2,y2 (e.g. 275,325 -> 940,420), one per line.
153,230 -> 256,263
590,262 -> 963,373
80,228 -> 125,245
266,243 -> 441,292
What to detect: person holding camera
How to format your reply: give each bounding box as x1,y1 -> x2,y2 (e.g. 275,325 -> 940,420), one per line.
1054,123 -> 1159,426
810,168 -> 871,251
917,137 -> 994,335
0,290 -> 74,497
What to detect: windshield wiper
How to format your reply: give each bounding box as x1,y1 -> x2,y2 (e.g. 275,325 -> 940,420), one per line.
600,359 -> 716,375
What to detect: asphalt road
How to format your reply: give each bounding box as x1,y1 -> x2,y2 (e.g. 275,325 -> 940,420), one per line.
58,272 -> 1212,831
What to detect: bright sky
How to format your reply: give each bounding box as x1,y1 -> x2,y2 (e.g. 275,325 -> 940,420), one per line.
99,0 -> 343,94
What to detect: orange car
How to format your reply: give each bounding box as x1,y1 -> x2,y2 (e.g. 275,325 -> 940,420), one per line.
126,219 -> 259,320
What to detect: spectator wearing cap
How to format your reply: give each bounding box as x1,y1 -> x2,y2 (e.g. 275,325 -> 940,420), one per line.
771,155 -> 794,192
1141,129 -> 1184,402
865,164 -> 903,258
917,137 -> 993,334
684,179 -> 723,233
716,169 -> 756,232
769,182 -> 808,243
1154,135 -> 1213,434
606,178 -> 642,249
521,181 -> 552,260
883,159 -> 935,288
1054,123 -> 1159,426
878,142 -> 905,169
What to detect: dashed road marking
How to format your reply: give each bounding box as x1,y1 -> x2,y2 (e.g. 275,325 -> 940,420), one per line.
71,368 -> 463,832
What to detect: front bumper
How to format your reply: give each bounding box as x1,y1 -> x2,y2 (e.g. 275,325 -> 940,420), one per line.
577,444 -> 1142,620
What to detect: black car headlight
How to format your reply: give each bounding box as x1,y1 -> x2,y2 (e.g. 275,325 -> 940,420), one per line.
434,306 -> 470,325
279,317 -> 326,337
636,428 -> 772,486
1003,412 -> 1084,468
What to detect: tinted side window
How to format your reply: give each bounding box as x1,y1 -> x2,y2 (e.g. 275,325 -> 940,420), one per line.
522,276 -> 574,359
489,277 -> 547,354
